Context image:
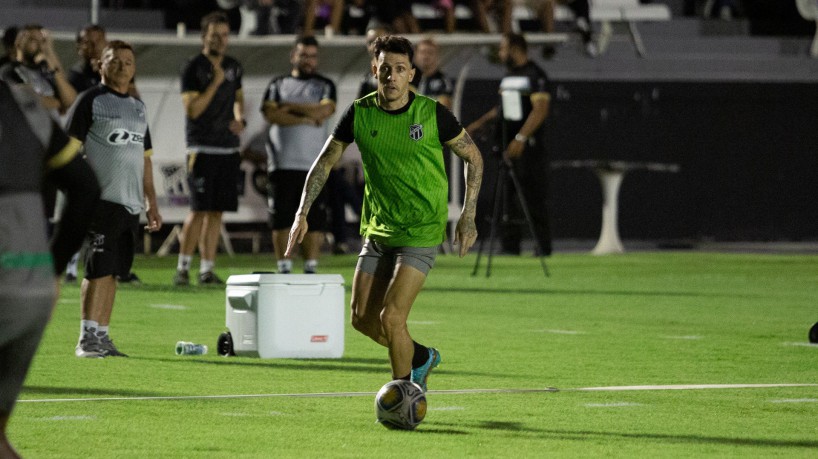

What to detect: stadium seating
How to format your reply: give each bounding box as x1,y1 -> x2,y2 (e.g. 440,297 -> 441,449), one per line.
411,0 -> 672,57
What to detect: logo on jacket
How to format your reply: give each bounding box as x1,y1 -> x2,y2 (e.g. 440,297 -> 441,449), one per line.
107,129 -> 144,146
409,124 -> 423,141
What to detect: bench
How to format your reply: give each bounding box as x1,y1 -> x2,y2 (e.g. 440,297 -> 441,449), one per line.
412,0 -> 671,57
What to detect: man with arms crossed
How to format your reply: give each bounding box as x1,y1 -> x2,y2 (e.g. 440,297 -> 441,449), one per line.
262,35 -> 336,274
67,40 -> 162,358
175,12 -> 246,286
286,36 -> 483,391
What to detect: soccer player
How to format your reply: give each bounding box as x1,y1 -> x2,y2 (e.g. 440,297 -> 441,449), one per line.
286,35 -> 483,391
66,40 -> 162,358
262,35 -> 336,274
174,11 -> 246,286
0,80 -> 99,457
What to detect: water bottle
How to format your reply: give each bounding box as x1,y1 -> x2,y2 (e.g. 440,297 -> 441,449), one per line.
175,341 -> 208,355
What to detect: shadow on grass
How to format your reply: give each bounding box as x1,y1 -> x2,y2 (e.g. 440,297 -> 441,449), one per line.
130,356 -> 511,379
21,385 -> 164,398
433,421 -> 818,449
131,355 -> 387,374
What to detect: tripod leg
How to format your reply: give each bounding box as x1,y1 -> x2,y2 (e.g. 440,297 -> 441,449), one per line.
485,167 -> 506,277
472,163 -> 506,277
505,161 -> 550,277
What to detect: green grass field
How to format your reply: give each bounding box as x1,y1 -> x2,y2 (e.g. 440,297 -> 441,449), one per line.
10,251 -> 818,458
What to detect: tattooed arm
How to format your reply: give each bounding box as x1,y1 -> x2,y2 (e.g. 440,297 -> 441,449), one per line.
285,136 -> 349,257
445,129 -> 484,257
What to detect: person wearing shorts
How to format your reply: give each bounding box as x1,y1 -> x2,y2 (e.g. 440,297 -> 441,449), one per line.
66,40 -> 162,358
174,11 -> 246,286
0,80 -> 98,457
286,36 -> 483,392
262,35 -> 336,274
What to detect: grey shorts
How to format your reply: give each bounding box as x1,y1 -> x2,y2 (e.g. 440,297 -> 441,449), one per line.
356,239 -> 437,276
0,193 -> 55,415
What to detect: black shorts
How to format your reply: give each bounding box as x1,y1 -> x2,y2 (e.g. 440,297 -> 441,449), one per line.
83,200 -> 139,280
187,151 -> 241,212
269,169 -> 329,231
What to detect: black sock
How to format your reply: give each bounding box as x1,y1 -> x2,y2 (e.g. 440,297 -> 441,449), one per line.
411,341 -> 429,369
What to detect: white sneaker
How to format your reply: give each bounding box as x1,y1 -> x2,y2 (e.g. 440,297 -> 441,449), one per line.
75,332 -> 104,358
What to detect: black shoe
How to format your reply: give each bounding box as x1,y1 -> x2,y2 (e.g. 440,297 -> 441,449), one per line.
198,271 -> 224,285
332,242 -> 350,255
117,272 -> 142,285
64,273 -> 78,284
99,335 -> 129,357
173,269 -> 190,286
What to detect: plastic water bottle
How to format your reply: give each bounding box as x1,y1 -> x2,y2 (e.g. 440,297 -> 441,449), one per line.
175,341 -> 208,355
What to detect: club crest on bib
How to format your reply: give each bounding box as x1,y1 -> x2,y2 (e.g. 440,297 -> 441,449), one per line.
409,124 -> 423,141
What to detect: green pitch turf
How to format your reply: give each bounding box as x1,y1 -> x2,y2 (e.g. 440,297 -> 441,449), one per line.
10,251 -> 818,457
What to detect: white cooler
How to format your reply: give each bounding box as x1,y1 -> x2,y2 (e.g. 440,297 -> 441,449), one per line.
224,274 -> 345,358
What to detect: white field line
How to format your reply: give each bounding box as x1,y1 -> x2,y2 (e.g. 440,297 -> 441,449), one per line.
585,402 -> 643,408
769,398 -> 818,404
783,342 -> 818,348
533,329 -> 584,335
149,304 -> 189,311
18,383 -> 818,404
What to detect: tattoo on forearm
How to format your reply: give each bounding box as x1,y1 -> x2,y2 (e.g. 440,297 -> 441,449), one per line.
450,132 -> 483,219
301,155 -> 331,214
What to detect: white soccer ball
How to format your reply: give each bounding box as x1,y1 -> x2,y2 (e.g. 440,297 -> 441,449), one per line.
374,380 -> 427,430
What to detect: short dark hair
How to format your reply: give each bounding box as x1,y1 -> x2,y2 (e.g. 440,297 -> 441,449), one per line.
2,26 -> 19,50
503,32 -> 528,53
102,39 -> 134,58
76,24 -> 105,43
371,35 -> 413,64
295,35 -> 319,48
15,24 -> 44,49
201,11 -> 230,36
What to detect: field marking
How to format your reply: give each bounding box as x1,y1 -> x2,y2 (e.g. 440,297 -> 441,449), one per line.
533,329 -> 584,335
661,335 -> 703,340
783,342 -> 818,348
35,415 -> 96,421
584,402 -> 643,408
149,304 -> 189,311
429,406 -> 466,411
572,384 -> 817,392
18,383 -> 817,404
769,398 -> 818,404
219,411 -> 286,417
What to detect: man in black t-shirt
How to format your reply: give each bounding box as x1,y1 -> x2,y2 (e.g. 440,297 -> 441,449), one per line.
467,32 -> 552,256
67,24 -> 106,94
174,12 -> 246,286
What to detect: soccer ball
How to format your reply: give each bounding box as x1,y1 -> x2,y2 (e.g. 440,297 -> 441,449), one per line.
374,380 -> 427,430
